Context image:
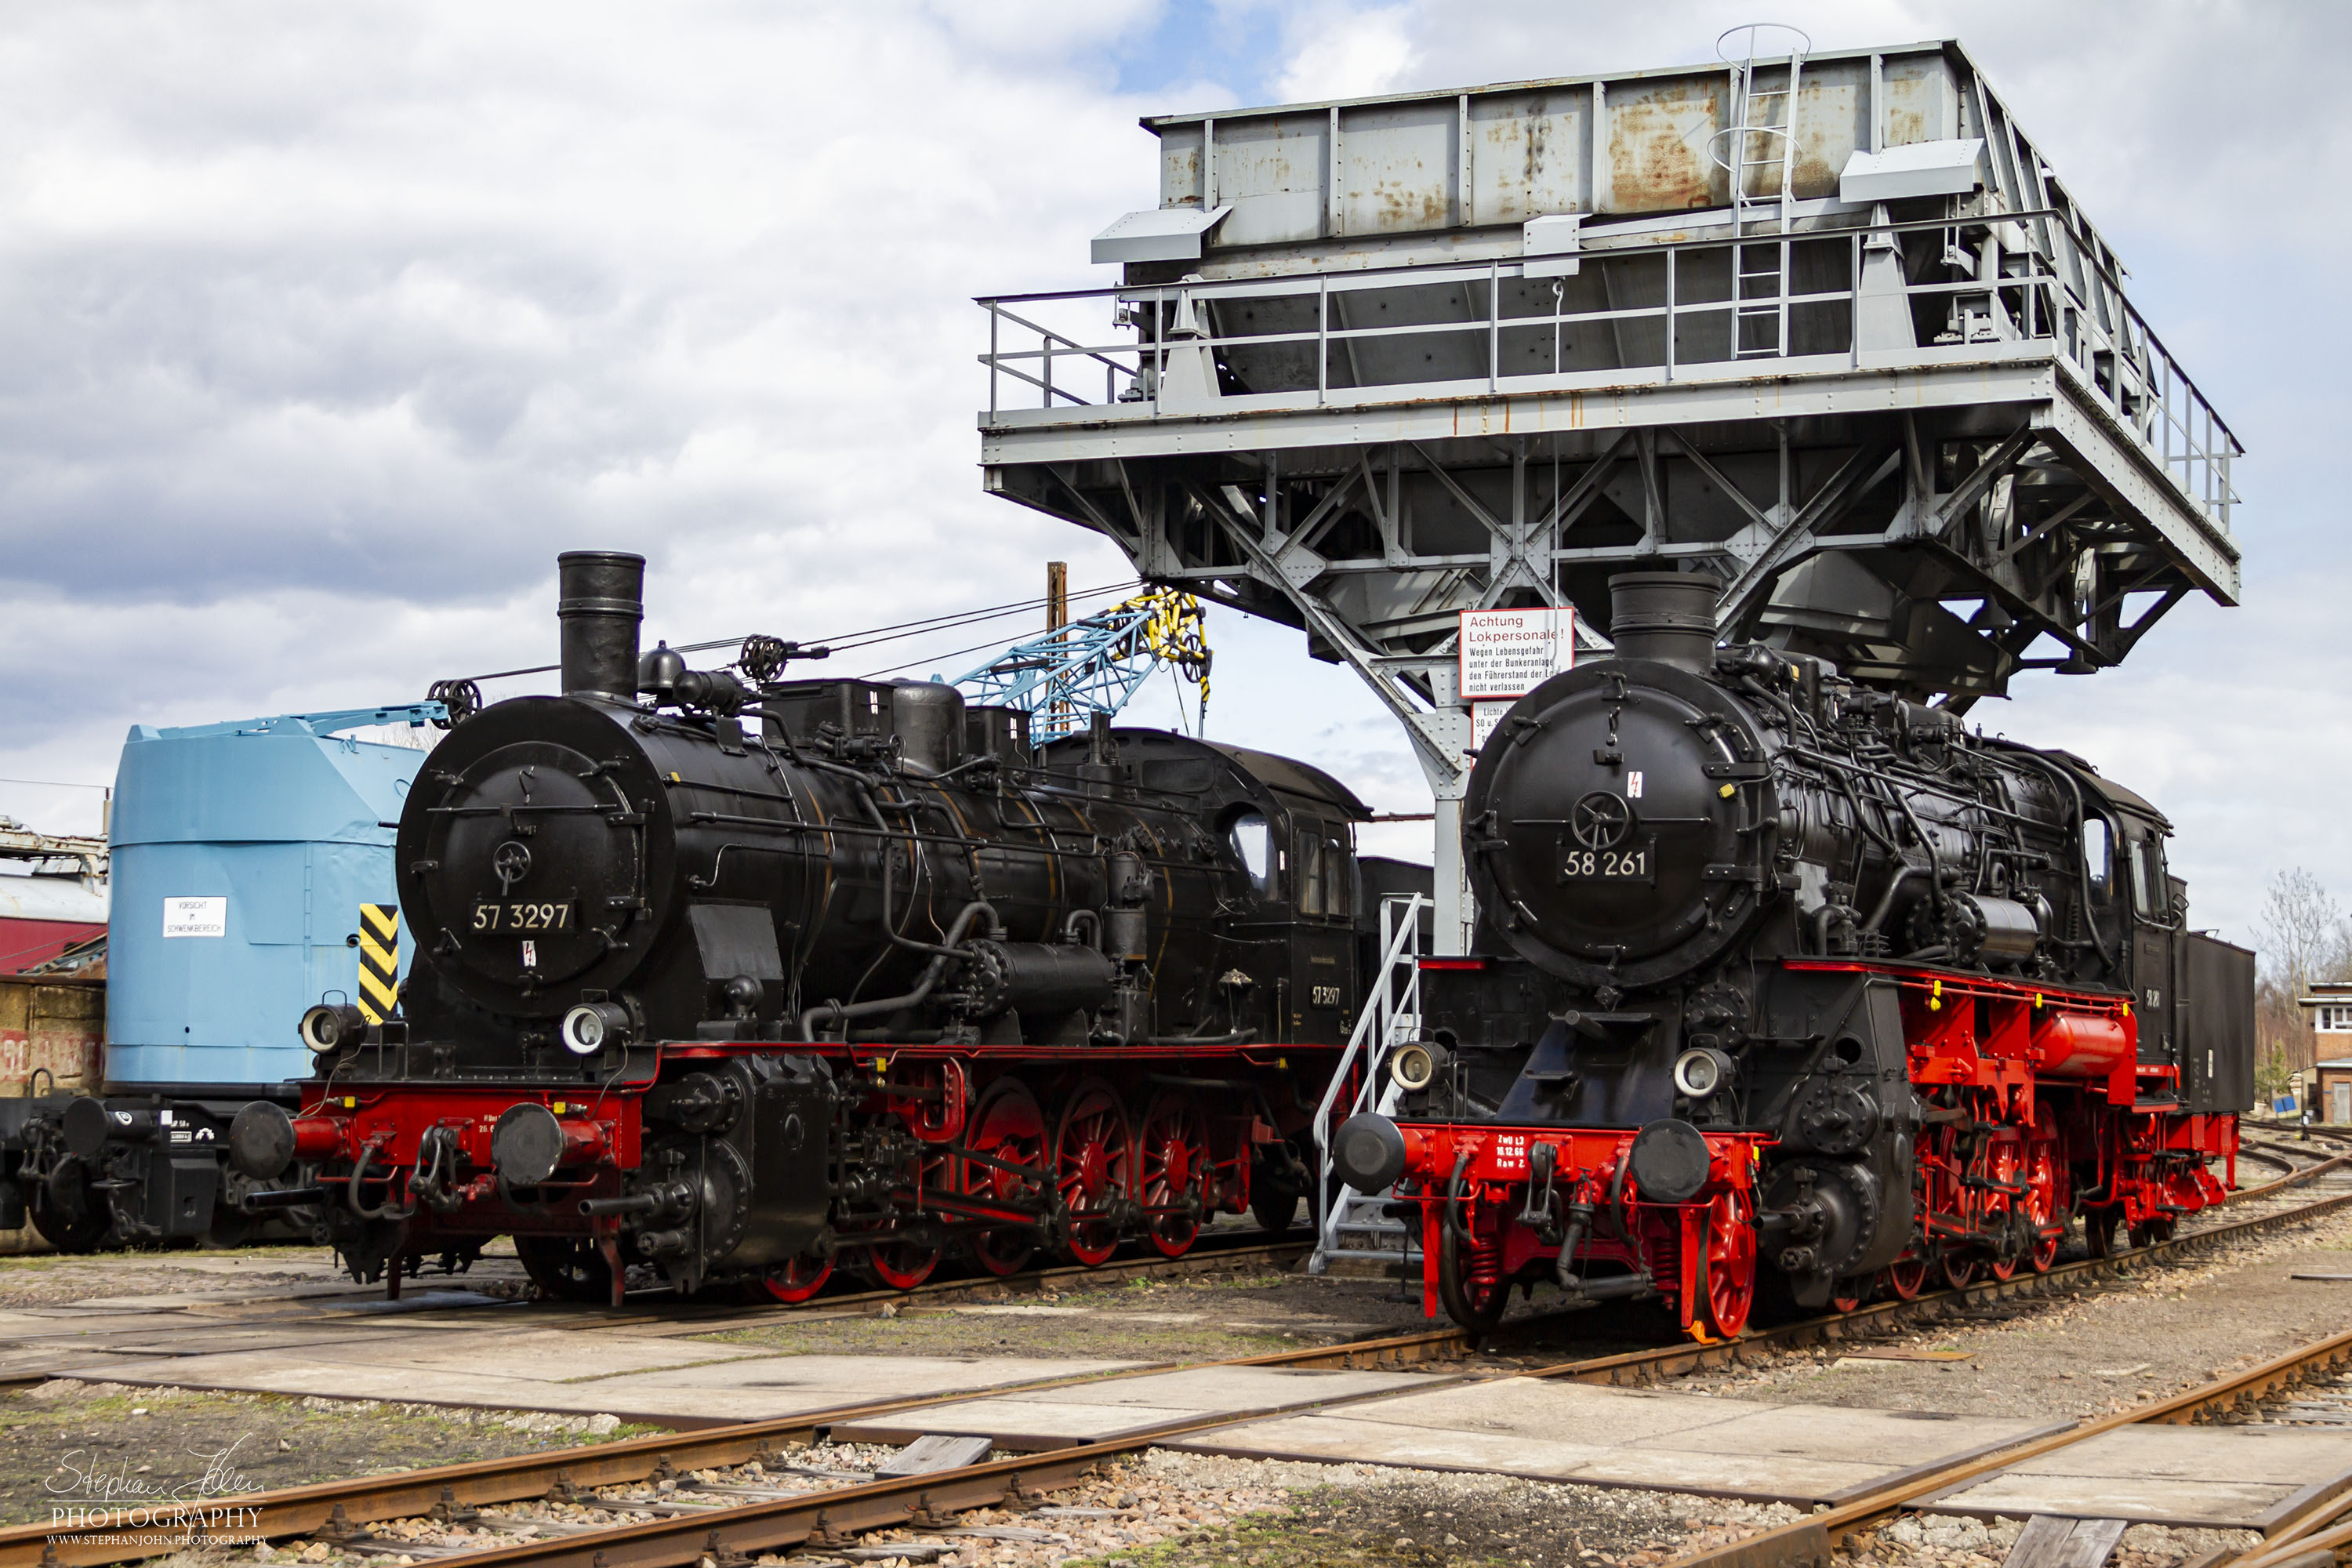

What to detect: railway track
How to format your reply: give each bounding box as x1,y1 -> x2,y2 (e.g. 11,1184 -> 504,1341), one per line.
13,1155 -> 2352,1568
1665,1319 -> 2352,1568
580,1228 -> 1315,1333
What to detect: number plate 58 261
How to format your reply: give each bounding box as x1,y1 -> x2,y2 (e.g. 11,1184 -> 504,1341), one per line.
1558,840 -> 1654,883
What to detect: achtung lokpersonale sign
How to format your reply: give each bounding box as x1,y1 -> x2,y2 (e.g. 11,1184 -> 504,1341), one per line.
1458,607 -> 1574,701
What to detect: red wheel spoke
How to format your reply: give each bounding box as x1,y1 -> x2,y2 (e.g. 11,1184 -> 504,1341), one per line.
1054,1079 -> 1131,1267
1704,1187 -> 1756,1338
961,1080 -> 1045,1278
764,1252 -> 833,1305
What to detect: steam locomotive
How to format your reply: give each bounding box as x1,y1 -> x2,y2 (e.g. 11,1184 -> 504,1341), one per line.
1334,572 -> 2253,1338
226,553 -> 1399,1302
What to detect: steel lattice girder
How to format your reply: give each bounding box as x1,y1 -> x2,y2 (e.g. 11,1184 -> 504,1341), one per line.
982,356 -> 2236,719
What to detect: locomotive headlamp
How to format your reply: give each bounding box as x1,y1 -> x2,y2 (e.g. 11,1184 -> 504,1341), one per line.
299,1004 -> 367,1054
1389,1041 -> 1447,1092
1672,1046 -> 1737,1101
561,1000 -> 633,1056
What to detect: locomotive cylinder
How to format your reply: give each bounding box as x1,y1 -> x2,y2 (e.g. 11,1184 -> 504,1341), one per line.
557,550 -> 646,701
1944,891 -> 2041,966
959,938 -> 1119,1019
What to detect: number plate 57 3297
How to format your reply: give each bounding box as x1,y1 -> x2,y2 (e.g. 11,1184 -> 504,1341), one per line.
473,902 -> 575,931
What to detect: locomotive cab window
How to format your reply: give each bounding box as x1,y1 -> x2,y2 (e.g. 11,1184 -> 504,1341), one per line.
2082,816 -> 2112,900
1228,811 -> 1276,897
2130,833 -> 2170,920
1293,823 -> 1353,921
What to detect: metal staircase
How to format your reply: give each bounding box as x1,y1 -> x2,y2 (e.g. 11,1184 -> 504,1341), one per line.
1308,892 -> 1428,1277
1718,24 -> 1810,359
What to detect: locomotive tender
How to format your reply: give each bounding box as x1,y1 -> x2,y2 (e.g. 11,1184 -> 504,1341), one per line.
1335,572 -> 2253,1338
231,553 -> 1385,1301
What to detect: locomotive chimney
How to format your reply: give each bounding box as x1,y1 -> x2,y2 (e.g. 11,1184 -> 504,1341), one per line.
557,550 -> 648,702
1608,571 -> 1723,675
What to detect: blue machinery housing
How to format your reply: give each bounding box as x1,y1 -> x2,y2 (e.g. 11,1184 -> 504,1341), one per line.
107,704 -> 440,1094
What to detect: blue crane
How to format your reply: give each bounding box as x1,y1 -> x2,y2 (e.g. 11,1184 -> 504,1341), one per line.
953,587 -> 1210,741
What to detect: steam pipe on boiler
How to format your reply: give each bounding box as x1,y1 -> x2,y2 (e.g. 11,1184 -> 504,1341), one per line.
797,898 -> 998,1041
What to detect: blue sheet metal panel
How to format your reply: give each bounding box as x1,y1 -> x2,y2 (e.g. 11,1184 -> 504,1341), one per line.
105,712 -> 432,1090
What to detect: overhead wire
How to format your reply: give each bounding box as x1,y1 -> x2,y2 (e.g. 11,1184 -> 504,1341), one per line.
452,579 -> 1142,686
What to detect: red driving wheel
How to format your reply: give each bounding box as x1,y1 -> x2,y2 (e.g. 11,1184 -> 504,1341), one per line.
960,1080 -> 1047,1277
851,1145 -> 945,1291
763,1251 -> 833,1304
2026,1137 -> 2061,1273
1984,1135 -> 2022,1282
1882,1251 -> 1929,1301
1054,1078 -> 1132,1267
1702,1186 -> 1757,1338
1136,1091 -> 1210,1259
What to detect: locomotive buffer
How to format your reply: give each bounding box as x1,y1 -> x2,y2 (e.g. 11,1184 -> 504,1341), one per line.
976,35 -> 2241,961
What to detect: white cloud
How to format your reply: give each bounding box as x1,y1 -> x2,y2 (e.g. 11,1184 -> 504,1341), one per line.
0,0 -> 2334,961
1270,4 -> 1420,103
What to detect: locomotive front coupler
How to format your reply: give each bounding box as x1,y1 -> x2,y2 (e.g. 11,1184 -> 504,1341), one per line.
1517,1141 -> 1562,1236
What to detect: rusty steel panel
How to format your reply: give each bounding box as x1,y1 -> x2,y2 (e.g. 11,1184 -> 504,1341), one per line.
1602,72 -> 1729,212
1468,89 -> 1591,226
1145,42 -> 1993,252
1336,98 -> 1457,236
1211,112 -> 1330,249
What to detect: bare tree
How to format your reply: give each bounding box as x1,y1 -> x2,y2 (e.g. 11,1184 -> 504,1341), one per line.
2259,868 -> 2352,993
2256,868 -> 2352,1085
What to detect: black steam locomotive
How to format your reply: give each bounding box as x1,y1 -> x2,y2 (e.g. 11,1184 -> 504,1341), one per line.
229,553 -> 1400,1301
1336,572 -> 2252,1338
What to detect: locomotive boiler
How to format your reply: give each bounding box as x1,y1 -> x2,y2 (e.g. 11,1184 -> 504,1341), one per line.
231,552 -> 1386,1301
1336,572 -> 2252,1338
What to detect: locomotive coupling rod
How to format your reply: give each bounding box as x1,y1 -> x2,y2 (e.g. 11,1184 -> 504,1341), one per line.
240,1186 -> 331,1213
1958,1174 -> 2029,1198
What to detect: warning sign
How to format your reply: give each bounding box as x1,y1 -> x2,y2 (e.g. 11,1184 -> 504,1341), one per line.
1471,699 -> 1515,753
1459,607 -> 1574,700
163,896 -> 227,938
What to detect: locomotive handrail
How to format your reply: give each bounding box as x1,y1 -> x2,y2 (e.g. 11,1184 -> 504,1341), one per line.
1309,891 -> 1428,1273
978,205 -> 2240,533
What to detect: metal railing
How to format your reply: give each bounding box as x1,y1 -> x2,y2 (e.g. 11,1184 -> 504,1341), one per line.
1308,892 -> 1426,1276
978,209 -> 2241,533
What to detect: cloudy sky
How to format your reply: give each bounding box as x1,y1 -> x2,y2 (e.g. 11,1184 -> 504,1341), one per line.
0,1 -> 2332,953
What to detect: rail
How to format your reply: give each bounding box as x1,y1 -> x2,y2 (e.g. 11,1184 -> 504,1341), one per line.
9,1153 -> 2343,1568
978,209 -> 2241,534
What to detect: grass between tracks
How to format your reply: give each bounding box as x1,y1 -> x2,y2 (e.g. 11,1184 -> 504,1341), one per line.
0,1383 -> 662,1527
1054,1478 -> 1788,1568
698,1273 -> 1362,1363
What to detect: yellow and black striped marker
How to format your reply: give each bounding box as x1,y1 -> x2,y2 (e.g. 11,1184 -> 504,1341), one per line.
357,904 -> 400,1023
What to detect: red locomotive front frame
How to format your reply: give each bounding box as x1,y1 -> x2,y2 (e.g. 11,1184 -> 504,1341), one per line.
291,1040 -> 1336,1302
1388,964 -> 2238,1340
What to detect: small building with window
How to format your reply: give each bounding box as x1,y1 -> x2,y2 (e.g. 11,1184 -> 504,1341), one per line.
2314,1059 -> 2352,1124
2297,983 -> 2352,1115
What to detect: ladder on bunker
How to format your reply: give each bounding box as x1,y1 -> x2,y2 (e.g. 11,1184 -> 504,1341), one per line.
1308,893 -> 1427,1278
1722,26 -> 1808,359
